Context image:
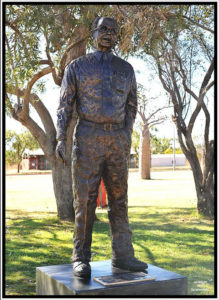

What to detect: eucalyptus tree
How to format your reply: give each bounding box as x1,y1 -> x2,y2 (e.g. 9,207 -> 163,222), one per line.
120,4 -> 215,216
5,4 -> 109,221
150,6 -> 214,217
137,84 -> 170,179
114,4 -> 215,217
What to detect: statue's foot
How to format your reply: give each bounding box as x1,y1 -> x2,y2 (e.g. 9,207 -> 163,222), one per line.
112,257 -> 148,272
73,261 -> 91,278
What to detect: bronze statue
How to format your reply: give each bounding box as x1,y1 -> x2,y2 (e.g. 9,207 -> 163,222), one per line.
56,16 -> 148,278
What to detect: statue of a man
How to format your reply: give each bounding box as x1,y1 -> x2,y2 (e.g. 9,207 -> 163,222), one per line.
56,16 -> 148,278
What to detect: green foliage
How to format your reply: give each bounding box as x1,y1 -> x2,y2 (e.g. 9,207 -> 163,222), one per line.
131,130 -> 140,162
6,150 -> 17,165
164,148 -> 183,154
5,5 -> 108,90
6,4 -> 214,90
131,130 -> 140,155
6,130 -> 39,166
6,4 -> 214,102
150,134 -> 172,154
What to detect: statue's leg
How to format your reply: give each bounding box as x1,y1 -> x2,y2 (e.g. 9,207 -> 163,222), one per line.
102,129 -> 134,260
72,126 -> 104,263
83,181 -> 102,262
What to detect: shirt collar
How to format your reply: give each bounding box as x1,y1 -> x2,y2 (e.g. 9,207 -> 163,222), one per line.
93,50 -> 114,62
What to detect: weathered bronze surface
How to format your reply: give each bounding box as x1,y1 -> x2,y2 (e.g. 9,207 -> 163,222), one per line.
56,17 -> 147,276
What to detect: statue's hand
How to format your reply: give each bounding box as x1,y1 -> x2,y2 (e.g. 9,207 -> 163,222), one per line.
56,140 -> 66,163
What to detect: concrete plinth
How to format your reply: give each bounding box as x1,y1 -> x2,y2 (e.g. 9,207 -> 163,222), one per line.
36,260 -> 187,296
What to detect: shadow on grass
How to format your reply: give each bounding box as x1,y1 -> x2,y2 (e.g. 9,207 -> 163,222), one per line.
4,207 -> 214,296
6,209 -> 58,218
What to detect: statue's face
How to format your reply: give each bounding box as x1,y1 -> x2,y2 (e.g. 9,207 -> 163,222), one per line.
93,17 -> 118,52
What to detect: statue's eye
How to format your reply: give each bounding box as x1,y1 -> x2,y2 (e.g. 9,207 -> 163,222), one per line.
99,26 -> 107,32
111,29 -> 117,35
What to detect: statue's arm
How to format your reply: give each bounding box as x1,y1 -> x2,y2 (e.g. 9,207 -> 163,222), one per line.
124,70 -> 137,138
56,63 -> 77,162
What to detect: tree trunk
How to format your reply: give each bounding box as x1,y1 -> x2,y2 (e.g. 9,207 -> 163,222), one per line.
22,115 -> 76,221
193,173 -> 214,217
182,149 -> 214,218
193,142 -> 214,217
197,188 -> 214,217
139,124 -> 151,179
8,21 -> 88,221
17,146 -> 20,173
51,158 -> 75,222
176,129 -> 214,218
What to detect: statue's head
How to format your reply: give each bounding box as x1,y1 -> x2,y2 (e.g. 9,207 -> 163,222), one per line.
92,17 -> 118,52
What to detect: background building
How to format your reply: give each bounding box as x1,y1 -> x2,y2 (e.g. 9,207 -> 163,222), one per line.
22,149 -> 51,171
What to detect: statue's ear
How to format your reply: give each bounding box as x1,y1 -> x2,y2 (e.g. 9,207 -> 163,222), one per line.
92,34 -> 97,49
90,34 -> 97,50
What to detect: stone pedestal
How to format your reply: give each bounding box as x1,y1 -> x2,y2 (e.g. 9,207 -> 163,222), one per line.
36,260 -> 187,296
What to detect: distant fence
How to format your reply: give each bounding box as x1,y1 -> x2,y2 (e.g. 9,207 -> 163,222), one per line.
151,154 -> 186,167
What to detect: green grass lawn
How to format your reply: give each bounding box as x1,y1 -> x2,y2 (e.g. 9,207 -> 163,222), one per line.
5,170 -> 214,296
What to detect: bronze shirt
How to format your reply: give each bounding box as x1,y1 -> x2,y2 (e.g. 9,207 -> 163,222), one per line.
56,50 -> 137,141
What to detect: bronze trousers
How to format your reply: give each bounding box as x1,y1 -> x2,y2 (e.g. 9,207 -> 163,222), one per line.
72,122 -> 134,262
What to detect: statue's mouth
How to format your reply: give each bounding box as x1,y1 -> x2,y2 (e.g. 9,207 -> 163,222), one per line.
102,37 -> 111,42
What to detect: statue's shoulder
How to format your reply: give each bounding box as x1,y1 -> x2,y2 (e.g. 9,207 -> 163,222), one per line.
112,55 -> 134,73
66,54 -> 94,73
71,53 -> 95,65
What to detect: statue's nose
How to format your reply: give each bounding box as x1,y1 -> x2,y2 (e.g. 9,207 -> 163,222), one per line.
105,31 -> 112,37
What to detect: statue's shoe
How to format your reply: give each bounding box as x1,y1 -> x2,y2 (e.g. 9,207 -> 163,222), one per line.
112,257 -> 148,272
73,261 -> 91,278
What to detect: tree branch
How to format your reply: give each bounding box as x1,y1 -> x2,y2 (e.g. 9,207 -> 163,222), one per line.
7,92 -> 49,154
203,140 -> 214,187
6,84 -> 56,148
157,59 -> 187,135
206,80 -> 214,92
147,106 -> 170,122
169,62 -> 184,115
58,35 -> 88,81
191,58 -> 214,152
20,67 -> 51,121
163,36 -> 199,101
6,93 -> 17,119
201,98 -> 211,153
157,60 -> 174,96
43,31 -> 60,86
30,95 -> 57,154
148,117 -> 167,128
23,116 -> 49,154
137,109 -> 147,124
199,57 -> 214,97
6,20 -> 29,58
5,35 -> 21,106
182,15 -> 214,34
39,59 -> 51,65
188,102 -> 201,133
177,128 -> 190,157
116,5 -> 129,19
